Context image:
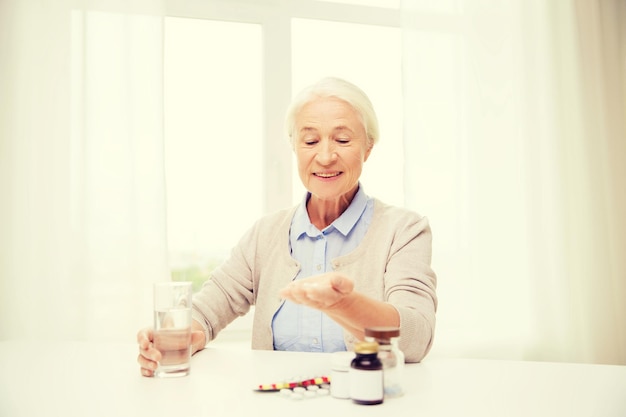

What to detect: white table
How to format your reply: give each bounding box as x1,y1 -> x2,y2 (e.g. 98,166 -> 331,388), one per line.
1,340 -> 624,417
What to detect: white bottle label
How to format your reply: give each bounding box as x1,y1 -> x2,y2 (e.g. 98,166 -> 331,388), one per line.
349,368 -> 383,401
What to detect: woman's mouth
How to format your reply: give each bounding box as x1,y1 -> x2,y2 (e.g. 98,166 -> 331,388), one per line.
314,172 -> 342,178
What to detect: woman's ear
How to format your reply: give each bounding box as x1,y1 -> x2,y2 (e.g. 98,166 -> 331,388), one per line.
364,140 -> 374,162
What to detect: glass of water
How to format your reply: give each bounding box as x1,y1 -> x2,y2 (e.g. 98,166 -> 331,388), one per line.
153,281 -> 193,378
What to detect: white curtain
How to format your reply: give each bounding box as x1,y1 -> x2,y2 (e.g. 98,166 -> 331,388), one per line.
0,0 -> 168,341
401,0 -> 626,364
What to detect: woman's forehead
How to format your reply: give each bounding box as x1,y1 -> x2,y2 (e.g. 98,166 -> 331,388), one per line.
296,96 -> 363,126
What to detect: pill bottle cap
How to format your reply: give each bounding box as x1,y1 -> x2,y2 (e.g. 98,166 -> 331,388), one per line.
364,326 -> 400,341
354,341 -> 379,354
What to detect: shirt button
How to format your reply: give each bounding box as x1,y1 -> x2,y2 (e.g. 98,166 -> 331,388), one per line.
316,264 -> 321,271
312,338 -> 319,345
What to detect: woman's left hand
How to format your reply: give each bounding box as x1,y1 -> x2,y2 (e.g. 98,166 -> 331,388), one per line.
279,272 -> 354,311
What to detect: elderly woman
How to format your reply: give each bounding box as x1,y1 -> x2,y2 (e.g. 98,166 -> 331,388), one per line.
138,77 -> 437,376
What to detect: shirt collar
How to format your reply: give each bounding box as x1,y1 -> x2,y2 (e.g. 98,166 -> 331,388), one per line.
291,184 -> 369,239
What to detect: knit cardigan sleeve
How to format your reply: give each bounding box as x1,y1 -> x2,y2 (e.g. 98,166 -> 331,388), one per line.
191,207 -> 298,347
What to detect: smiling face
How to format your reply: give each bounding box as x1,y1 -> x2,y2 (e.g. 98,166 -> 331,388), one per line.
294,96 -> 373,206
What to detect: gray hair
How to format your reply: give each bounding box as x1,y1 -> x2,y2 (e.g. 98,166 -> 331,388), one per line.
285,77 -> 380,147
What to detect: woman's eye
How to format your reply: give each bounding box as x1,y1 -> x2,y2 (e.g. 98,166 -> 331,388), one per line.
336,138 -> 350,144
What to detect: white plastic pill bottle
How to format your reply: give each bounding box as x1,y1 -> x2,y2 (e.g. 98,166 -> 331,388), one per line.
330,351 -> 355,399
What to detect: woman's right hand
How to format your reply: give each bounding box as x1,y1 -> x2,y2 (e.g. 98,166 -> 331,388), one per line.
137,327 -> 161,377
137,323 -> 207,377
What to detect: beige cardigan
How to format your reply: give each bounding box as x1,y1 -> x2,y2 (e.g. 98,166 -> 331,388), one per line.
192,199 -> 437,362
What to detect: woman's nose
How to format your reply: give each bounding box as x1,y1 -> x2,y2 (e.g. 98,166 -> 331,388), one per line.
316,142 -> 337,165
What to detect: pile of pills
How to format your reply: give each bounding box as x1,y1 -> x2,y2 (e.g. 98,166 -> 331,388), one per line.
279,383 -> 330,400
255,376 -> 331,400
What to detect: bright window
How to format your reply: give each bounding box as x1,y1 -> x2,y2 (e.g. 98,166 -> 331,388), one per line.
164,17 -> 263,291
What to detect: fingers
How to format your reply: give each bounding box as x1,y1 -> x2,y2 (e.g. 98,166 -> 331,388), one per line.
280,274 -> 353,309
137,353 -> 158,377
280,281 -> 318,303
137,327 -> 153,349
137,351 -> 159,377
137,327 -> 160,377
190,330 -> 206,355
331,274 -> 354,295
282,273 -> 353,295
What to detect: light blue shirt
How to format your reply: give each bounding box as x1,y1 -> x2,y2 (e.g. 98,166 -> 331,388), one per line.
272,185 -> 374,352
